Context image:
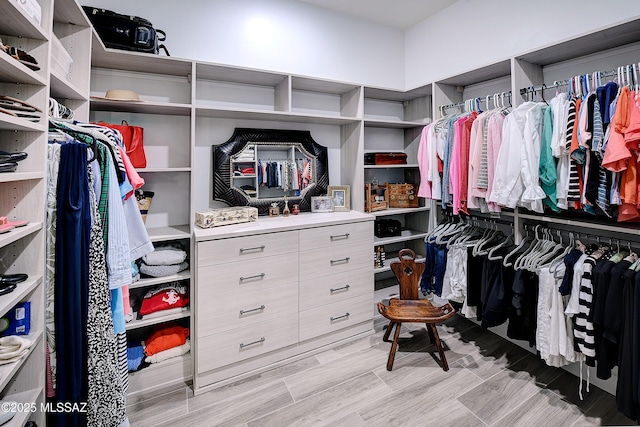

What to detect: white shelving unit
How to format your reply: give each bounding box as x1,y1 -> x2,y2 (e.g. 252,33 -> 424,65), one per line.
0,0 -> 55,423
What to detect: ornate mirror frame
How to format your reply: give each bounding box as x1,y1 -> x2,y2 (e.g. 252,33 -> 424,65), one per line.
212,128 -> 329,215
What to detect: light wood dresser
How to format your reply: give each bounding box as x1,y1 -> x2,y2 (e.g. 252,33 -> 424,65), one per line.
193,211 -> 374,393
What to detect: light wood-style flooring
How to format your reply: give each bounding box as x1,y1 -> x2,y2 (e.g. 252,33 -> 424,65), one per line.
125,315 -> 636,426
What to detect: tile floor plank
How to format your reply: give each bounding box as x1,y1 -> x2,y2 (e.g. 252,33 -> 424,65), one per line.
126,387 -> 188,427
188,355 -> 319,412
457,353 -> 564,425
360,367 -> 484,427
284,341 -> 396,401
159,380 -> 293,427
248,372 -> 393,427
492,388 -> 584,427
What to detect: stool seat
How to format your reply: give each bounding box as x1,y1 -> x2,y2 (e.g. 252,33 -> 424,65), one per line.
377,299 -> 455,324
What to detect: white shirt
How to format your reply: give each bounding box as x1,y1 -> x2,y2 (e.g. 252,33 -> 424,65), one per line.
489,102 -> 537,208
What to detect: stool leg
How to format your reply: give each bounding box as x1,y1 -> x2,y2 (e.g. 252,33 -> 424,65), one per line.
426,322 -> 436,343
386,322 -> 402,371
427,323 -> 449,371
383,321 -> 396,342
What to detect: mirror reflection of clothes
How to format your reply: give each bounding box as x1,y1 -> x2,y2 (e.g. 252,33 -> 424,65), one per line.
258,158 -> 311,190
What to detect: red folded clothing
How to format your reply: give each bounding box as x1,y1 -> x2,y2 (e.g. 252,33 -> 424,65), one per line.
241,167 -> 255,175
144,324 -> 190,356
139,284 -> 189,316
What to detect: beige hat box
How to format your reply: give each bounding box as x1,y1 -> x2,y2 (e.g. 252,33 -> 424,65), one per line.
195,206 -> 258,228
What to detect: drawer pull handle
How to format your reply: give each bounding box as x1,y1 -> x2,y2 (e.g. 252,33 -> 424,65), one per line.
330,285 -> 351,293
240,305 -> 266,315
330,313 -> 350,321
240,273 -> 266,281
330,257 -> 350,265
330,233 -> 350,240
240,245 -> 266,253
240,337 -> 265,349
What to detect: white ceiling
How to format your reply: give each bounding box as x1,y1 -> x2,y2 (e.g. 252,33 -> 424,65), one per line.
295,0 -> 459,29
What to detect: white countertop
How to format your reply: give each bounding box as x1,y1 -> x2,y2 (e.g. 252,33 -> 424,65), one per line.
194,210 -> 374,241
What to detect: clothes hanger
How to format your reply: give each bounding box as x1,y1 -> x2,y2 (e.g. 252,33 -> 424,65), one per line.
541,84 -> 548,104
487,231 -> 514,260
524,227 -> 554,270
549,231 -> 574,273
503,225 -> 532,267
49,119 -> 98,163
535,230 -> 566,269
517,226 -> 546,270
512,225 -> 541,269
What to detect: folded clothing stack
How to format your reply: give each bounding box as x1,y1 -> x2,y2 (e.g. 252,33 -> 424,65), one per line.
0,335 -> 32,365
143,323 -> 190,364
138,282 -> 189,319
139,245 -> 188,278
127,342 -> 146,372
234,148 -> 255,161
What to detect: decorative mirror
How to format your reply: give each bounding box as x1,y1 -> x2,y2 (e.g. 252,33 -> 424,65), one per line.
213,128 -> 329,215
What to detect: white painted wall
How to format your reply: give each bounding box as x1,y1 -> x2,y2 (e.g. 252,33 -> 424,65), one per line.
405,0 -> 640,88
79,0 -> 406,89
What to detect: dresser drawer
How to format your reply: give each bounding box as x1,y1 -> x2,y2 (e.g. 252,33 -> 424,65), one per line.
198,254 -> 298,294
299,221 -> 372,251
299,242 -> 371,281
299,293 -> 372,342
198,231 -> 298,267
299,268 -> 372,311
197,283 -> 298,337
197,314 -> 298,372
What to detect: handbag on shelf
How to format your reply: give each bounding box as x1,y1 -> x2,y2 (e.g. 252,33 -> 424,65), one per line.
97,120 -> 147,168
82,6 -> 170,56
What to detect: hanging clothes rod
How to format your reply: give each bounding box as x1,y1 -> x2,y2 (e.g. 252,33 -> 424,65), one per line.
440,91 -> 512,111
518,69 -> 621,96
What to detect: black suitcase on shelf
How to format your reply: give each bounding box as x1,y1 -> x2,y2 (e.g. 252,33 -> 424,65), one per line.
82,6 -> 170,55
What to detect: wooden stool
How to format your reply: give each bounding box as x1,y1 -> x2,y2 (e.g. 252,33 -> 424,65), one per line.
377,249 -> 455,371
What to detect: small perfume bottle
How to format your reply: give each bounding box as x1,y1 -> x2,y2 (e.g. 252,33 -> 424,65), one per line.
292,204 -> 300,215
283,197 -> 290,217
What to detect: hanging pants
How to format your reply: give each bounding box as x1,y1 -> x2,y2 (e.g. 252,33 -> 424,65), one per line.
53,142 -> 91,427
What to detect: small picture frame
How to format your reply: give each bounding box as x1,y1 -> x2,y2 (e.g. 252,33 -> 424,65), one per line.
328,185 -> 350,212
311,196 -> 335,213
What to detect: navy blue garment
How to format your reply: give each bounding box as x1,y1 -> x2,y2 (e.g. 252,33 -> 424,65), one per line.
559,249 -> 584,296
466,247 -> 484,319
616,268 -> 638,420
433,244 -> 447,296
508,269 -> 539,347
53,142 -> 91,427
419,242 -> 435,295
480,248 -> 515,329
419,242 -> 447,296
596,259 -> 632,380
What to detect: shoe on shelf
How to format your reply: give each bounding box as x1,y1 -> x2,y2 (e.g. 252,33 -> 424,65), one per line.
0,217 -> 28,228
0,274 -> 28,285
0,163 -> 17,173
0,38 -> 39,71
0,151 -> 27,164
0,283 -> 17,296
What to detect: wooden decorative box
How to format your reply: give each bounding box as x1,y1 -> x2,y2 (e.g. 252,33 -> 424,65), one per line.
365,183 -> 388,212
387,183 -> 418,208
195,206 -> 258,228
